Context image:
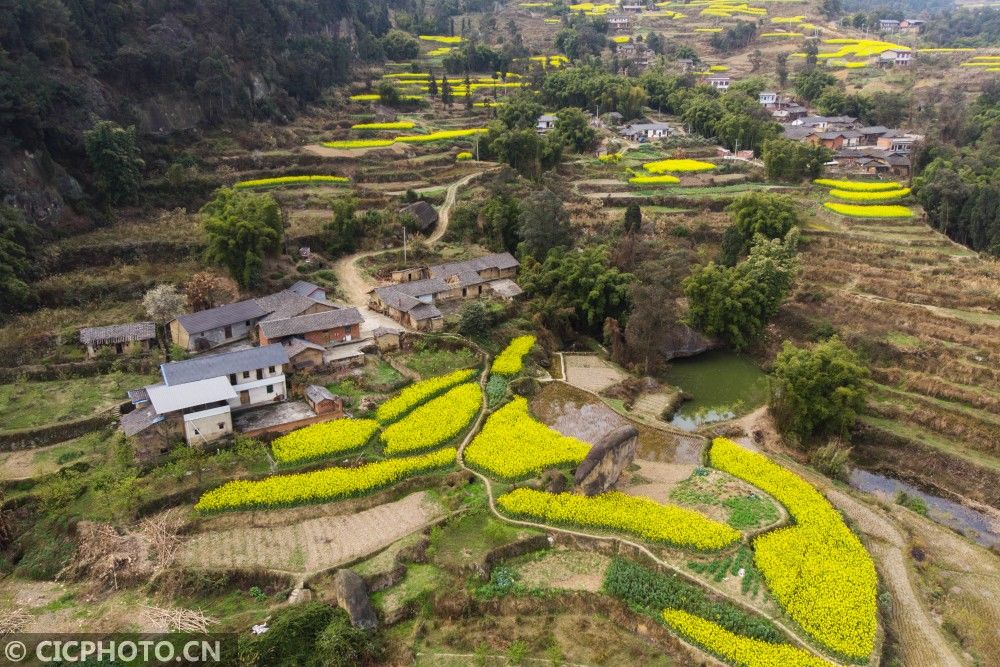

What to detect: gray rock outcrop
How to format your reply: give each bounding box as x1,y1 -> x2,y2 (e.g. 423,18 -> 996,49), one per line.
333,569 -> 377,630
573,425 -> 639,496
660,321 -> 719,361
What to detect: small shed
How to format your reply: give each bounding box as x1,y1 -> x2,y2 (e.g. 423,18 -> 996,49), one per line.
285,338 -> 326,370
372,326 -> 403,352
79,322 -> 157,358
304,385 -> 344,417
400,201 -> 439,234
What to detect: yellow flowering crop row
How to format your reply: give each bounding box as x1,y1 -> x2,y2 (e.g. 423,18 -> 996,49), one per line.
419,35 -> 464,44
812,178 -> 901,191
710,438 -> 877,660
611,35 -> 631,44
709,65 -> 730,71
918,47 -> 974,53
383,73 -> 429,79
271,419 -> 379,465
662,610 -> 833,667
829,187 -> 911,202
351,121 -> 416,130
644,159 -> 716,173
194,448 -> 457,513
427,47 -> 453,57
499,489 -> 741,550
824,202 -> 913,218
771,14 -> 805,22
349,94 -> 381,101
491,335 -> 536,376
629,174 -> 681,184
381,383 -> 482,455
396,128 -> 488,143
376,368 -> 478,424
456,151 -> 473,160
465,397 -> 590,480
234,175 -> 349,189
322,139 -> 396,149
819,38 -> 909,59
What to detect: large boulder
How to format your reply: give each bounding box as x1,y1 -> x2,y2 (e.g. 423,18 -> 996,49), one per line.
332,569 -> 377,630
660,321 -> 719,361
573,425 -> 639,496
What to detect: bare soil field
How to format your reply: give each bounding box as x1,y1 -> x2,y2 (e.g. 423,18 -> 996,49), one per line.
561,353 -> 630,394
178,491 -> 445,575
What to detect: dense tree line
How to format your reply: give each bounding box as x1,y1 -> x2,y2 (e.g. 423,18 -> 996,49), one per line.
921,7 -> 1000,46
912,86 -> 1000,256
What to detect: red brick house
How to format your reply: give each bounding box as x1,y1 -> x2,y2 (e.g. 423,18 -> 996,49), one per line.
257,307 -> 364,346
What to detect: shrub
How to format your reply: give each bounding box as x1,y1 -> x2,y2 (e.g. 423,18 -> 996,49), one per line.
710,437 -> 878,660
375,369 -> 478,424
464,397 -> 589,480
662,609 -> 831,667
238,602 -> 335,667
271,419 -> 379,465
498,489 -> 740,550
380,383 -> 482,455
603,558 -> 787,643
491,336 -> 536,376
194,448 -> 456,512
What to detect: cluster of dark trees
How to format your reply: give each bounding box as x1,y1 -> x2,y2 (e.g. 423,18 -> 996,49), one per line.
922,7 -> 1000,46
912,84 -> 1000,256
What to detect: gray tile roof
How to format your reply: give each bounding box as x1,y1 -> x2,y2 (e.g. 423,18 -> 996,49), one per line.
489,278 -> 524,298
782,126 -> 816,140
80,322 -> 156,346
304,385 -> 337,404
120,404 -> 163,436
857,126 -> 890,135
400,201 -> 439,232
409,302 -> 443,321
160,344 -> 289,386
175,299 -> 267,335
259,308 -> 363,340
284,337 -> 326,359
287,281 -> 325,299
256,290 -> 328,322
428,252 -> 519,280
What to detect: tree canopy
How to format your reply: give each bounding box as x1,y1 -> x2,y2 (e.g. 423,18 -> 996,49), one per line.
202,188 -> 283,287
84,121 -> 144,205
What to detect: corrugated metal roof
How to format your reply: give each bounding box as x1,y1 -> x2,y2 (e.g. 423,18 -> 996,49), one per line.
175,299 -> 267,335
160,344 -> 289,386
259,308 -> 364,339
80,322 -> 156,345
147,377 -> 237,413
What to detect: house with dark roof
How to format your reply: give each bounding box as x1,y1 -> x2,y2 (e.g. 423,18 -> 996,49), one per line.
620,122 -> 671,141
370,252 -> 521,330
285,338 -> 327,370
400,201 -> 439,234
257,307 -> 364,346
79,322 -> 157,358
122,344 -> 291,457
169,288 -> 336,352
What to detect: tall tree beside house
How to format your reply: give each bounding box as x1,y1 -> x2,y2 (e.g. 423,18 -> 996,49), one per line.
142,284 -> 186,353
201,188 -> 283,288
518,188 -> 572,259
762,138 -> 830,182
553,107 -> 597,152
183,272 -> 239,312
323,197 -> 363,257
84,121 -> 145,205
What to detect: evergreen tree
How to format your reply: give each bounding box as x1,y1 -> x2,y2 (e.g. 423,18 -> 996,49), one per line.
441,75 -> 452,106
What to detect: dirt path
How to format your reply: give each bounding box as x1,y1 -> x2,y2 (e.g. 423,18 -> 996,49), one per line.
177,491 -> 445,577
332,169 -> 494,331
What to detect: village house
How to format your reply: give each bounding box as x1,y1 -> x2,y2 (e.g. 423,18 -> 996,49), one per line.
400,200 -> 439,235
879,49 -> 913,67
303,385 -> 344,417
771,103 -> 808,121
758,91 -> 778,107
676,58 -> 695,73
607,13 -> 631,31
879,19 -> 900,33
706,76 -> 731,91
620,121 -> 671,141
169,282 -> 336,352
857,126 -> 891,145
371,252 -> 521,331
621,2 -> 643,13
120,344 -> 290,457
79,322 -> 157,358
900,19 -> 925,32
877,131 -> 922,153
257,307 -> 364,347
536,114 -> 557,133
791,115 -> 859,131
284,338 -> 327,370
829,147 -> 913,178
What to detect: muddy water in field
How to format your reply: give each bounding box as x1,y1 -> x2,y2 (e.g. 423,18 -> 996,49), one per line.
665,351 -> 769,431
849,468 -> 1000,549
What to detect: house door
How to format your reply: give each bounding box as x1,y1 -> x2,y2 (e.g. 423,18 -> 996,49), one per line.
224,325 -> 232,338
240,391 -> 250,406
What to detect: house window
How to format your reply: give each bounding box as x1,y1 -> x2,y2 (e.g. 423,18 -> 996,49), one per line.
193,428 -> 200,435
268,366 -> 275,373
229,374 -> 236,384
218,422 -> 225,430
266,385 -> 274,394
243,371 -> 250,379
256,368 -> 263,380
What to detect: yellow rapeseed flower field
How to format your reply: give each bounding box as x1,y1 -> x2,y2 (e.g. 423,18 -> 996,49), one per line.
813,178 -> 901,191
376,369 -> 478,424
643,159 -> 716,173
824,202 -> 913,218
194,448 -> 457,512
710,438 -> 877,660
234,175 -> 349,189
491,335 -> 536,376
351,121 -> 416,130
829,187 -> 911,202
271,419 -> 378,465
629,174 -> 681,185
498,489 -> 741,550
465,397 -> 589,480
662,610 -> 833,667
381,383 -> 482,455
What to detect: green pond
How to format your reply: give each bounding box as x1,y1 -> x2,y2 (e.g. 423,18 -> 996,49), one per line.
665,351 -> 769,431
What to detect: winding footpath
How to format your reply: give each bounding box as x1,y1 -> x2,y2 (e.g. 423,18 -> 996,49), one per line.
332,168 -> 498,331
